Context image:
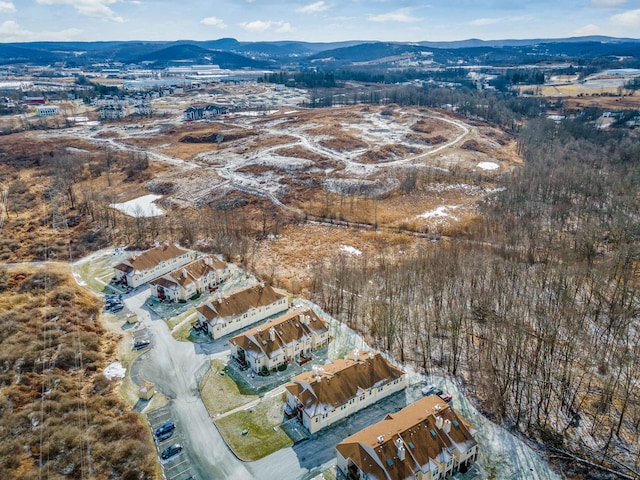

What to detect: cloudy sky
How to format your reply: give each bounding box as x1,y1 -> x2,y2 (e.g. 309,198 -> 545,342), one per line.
1,0 -> 639,43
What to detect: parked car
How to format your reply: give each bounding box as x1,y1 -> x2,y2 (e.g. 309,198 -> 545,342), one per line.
437,392 -> 453,403
161,443 -> 182,460
133,340 -> 150,351
155,422 -> 175,438
421,383 -> 438,396
108,304 -> 124,312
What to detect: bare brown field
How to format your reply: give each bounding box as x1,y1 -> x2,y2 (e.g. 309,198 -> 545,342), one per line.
359,144 -> 419,163
563,95 -> 640,110
1,105 -> 520,290
0,264 -> 158,478
318,133 -> 368,151
250,222 -> 420,294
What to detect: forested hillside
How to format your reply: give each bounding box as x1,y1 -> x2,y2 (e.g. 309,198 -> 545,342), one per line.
311,118 -> 640,477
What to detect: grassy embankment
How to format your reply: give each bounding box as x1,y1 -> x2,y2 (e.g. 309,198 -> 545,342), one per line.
200,359 -> 292,461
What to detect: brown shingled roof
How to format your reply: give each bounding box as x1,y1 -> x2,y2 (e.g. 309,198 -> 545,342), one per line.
114,263 -> 133,273
128,244 -> 189,272
149,276 -> 178,289
149,255 -> 227,290
336,395 -> 477,480
289,352 -> 404,416
229,307 -> 328,361
196,284 -> 285,324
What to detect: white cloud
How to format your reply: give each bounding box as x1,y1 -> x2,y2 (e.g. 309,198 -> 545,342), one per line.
367,8 -> 421,23
0,20 -> 81,42
571,23 -> 603,36
36,0 -> 125,23
201,16 -> 227,28
610,8 -> 640,27
0,1 -> 15,12
591,0 -> 627,8
240,20 -> 293,33
296,1 -> 330,14
469,17 -> 500,26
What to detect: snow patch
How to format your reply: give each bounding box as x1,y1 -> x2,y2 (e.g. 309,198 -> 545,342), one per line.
111,194 -> 165,217
103,362 -> 126,380
477,161 -> 499,171
65,147 -> 88,153
417,205 -> 458,220
340,245 -> 362,256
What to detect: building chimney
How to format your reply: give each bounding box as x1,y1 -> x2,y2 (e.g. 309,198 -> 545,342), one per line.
435,416 -> 443,430
269,327 -> 276,342
396,438 -> 405,461
443,419 -> 451,434
353,349 -> 359,362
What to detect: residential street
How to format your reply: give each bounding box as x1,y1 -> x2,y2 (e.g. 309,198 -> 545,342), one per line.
125,288 -> 254,480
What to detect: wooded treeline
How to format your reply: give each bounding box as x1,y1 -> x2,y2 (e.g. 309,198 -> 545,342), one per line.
311,118 -> 640,474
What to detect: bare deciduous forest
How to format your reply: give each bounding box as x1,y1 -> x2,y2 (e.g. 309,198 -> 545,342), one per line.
311,117 -> 640,477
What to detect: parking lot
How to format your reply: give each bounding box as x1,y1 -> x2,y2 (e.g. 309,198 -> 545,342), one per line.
147,405 -> 197,480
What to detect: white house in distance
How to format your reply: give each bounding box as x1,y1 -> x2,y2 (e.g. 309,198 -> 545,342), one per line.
36,105 -> 60,116
195,284 -> 289,339
336,395 -> 478,480
149,255 -> 230,302
229,306 -> 330,374
284,351 -> 406,434
113,243 -> 192,289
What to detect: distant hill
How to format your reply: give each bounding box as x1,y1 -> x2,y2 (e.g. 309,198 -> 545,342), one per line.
306,42 -> 455,65
417,35 -> 640,49
0,36 -> 638,68
134,44 -> 273,68
0,44 -> 61,65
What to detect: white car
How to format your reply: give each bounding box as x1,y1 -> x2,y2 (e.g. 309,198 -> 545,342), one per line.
421,384 -> 438,396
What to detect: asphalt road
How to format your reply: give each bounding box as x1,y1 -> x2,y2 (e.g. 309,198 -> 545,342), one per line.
125,288 -> 255,480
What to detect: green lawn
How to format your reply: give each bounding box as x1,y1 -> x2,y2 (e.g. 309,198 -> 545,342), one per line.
213,395 -> 292,461
167,308 -> 197,340
200,360 -> 258,416
76,254 -> 117,294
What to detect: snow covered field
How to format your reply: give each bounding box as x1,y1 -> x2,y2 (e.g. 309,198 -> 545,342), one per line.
111,194 -> 165,217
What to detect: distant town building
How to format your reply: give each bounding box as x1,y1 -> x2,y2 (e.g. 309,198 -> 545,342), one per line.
336,395 -> 478,480
113,243 -> 193,289
195,284 -> 289,339
133,103 -> 152,116
22,96 -> 46,105
35,105 -> 60,116
183,105 -> 229,121
229,306 -> 330,373
99,105 -> 126,120
284,351 -> 406,434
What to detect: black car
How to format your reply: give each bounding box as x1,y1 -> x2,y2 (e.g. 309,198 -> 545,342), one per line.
108,304 -> 124,312
133,340 -> 150,351
155,422 -> 175,438
160,443 -> 182,460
